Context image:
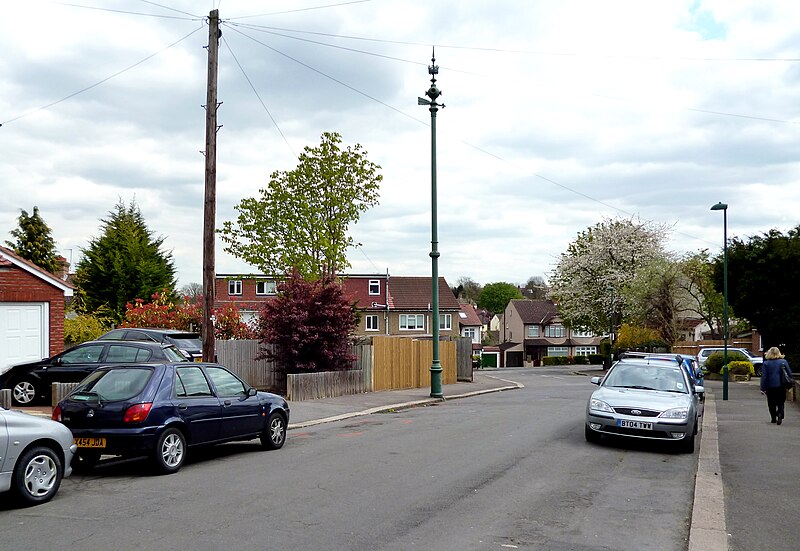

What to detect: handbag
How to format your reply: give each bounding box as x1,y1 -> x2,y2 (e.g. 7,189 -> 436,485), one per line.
781,362 -> 794,390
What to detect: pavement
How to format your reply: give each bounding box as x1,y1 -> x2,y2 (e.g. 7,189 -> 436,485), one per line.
12,369 -> 799,551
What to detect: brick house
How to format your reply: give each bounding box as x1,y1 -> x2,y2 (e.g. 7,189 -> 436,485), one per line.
214,273 -> 461,338
501,299 -> 603,367
0,245 -> 74,373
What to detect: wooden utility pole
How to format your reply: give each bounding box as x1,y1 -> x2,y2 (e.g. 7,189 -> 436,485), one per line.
202,9 -> 220,362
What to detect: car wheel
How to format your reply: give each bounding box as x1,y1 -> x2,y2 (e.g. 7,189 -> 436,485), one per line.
153,428 -> 186,474
72,451 -> 101,473
679,428 -> 697,454
585,424 -> 601,444
261,412 -> 286,450
12,379 -> 38,406
12,446 -> 63,506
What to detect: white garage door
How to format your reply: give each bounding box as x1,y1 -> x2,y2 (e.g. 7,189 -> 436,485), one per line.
0,303 -> 48,375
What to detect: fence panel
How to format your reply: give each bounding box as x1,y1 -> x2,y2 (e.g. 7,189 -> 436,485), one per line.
215,340 -> 285,393
287,370 -> 365,401
372,336 -> 456,391
456,337 -> 474,382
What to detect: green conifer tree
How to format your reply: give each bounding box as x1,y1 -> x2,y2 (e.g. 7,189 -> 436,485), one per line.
5,206 -> 61,274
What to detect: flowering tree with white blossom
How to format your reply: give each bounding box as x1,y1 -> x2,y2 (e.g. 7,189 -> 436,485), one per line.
550,217 -> 671,335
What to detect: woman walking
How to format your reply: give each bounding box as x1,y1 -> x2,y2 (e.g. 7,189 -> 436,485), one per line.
760,346 -> 793,425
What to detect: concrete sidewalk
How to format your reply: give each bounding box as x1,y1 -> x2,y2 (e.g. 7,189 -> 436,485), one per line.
705,378 -> 800,551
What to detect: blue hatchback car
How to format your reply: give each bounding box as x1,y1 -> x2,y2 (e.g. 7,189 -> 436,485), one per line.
53,363 -> 289,474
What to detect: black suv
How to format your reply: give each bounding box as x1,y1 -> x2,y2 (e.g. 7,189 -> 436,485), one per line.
97,328 -> 203,361
0,340 -> 187,406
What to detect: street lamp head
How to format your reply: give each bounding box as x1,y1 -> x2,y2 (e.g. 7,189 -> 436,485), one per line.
710,202 -> 728,211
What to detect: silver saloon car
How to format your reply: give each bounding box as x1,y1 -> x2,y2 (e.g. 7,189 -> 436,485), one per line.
585,356 -> 703,453
1,406 -> 77,506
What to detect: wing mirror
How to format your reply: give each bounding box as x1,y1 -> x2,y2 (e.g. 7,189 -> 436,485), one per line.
247,387 -> 258,397
590,376 -> 602,385
695,385 -> 705,394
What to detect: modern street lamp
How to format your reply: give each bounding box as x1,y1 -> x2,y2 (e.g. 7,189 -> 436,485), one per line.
418,49 -> 444,398
710,201 -> 729,401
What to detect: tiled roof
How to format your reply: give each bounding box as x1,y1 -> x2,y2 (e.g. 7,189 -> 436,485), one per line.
510,299 -> 559,325
458,303 -> 482,327
387,277 -> 461,310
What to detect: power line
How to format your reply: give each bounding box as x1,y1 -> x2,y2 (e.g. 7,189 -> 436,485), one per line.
227,0 -> 374,20
136,0 -> 200,19
1,25 -> 204,126
52,1 -> 201,20
220,33 -> 296,158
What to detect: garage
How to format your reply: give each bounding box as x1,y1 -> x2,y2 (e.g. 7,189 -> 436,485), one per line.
0,303 -> 48,374
0,245 -> 73,375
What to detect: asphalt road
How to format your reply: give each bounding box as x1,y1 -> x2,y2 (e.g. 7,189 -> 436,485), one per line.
0,368 -> 699,551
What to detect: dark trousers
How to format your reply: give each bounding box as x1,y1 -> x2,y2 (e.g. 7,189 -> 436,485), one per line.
766,387 -> 787,421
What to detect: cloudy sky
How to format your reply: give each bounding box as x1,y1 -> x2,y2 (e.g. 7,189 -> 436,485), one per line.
2,0 -> 799,290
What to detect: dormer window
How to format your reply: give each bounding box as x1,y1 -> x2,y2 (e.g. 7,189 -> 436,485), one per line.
369,279 -> 380,295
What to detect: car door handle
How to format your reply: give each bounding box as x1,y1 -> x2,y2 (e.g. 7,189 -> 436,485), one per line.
178,404 -> 188,410
223,400 -> 231,407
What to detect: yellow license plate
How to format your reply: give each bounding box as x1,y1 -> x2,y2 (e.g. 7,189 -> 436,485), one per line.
194,357 -> 203,362
74,437 -> 106,448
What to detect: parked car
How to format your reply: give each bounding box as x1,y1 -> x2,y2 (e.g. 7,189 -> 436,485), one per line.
585,354 -> 704,453
97,328 -> 203,361
697,347 -> 763,376
53,362 -> 289,474
0,340 -> 188,406
1,406 -> 76,506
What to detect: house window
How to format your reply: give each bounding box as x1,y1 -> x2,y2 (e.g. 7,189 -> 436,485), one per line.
369,280 -> 380,295
572,328 -> 593,338
547,346 -> 569,357
365,315 -> 379,332
545,324 -> 565,338
255,281 -> 276,295
463,327 -> 479,343
400,314 -> 425,330
439,314 -> 452,331
228,280 -> 242,296
574,346 -> 597,356
527,325 -> 540,337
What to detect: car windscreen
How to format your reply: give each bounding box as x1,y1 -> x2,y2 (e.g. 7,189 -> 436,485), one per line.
165,335 -> 202,350
603,363 -> 688,393
70,367 -> 153,402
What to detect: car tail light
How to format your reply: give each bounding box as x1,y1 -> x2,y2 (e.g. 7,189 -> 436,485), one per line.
124,403 -> 153,423
52,405 -> 62,422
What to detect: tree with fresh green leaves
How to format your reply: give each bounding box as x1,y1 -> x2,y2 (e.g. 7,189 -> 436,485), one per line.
477,282 -> 523,315
550,217 -> 670,334
219,132 -> 382,279
718,225 -> 800,358
255,268 -> 358,373
74,199 -> 176,323
5,206 -> 61,274
677,250 -> 727,338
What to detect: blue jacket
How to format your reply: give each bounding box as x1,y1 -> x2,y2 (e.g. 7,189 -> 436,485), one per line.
761,358 -> 792,391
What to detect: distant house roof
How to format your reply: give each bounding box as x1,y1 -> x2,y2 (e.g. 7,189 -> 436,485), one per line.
0,245 -> 74,296
387,277 -> 460,310
510,299 -> 558,325
458,303 -> 482,327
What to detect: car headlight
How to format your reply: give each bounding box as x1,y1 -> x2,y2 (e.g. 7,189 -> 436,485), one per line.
589,398 -> 614,413
659,407 -> 689,419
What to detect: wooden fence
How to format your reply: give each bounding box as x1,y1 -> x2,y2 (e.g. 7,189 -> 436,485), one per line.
216,340 -> 285,393
372,336 -> 457,391
456,337 -> 473,382
287,370 -> 365,401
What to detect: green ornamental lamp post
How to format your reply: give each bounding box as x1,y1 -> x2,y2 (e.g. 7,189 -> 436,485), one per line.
710,201 -> 729,401
418,49 -> 444,398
